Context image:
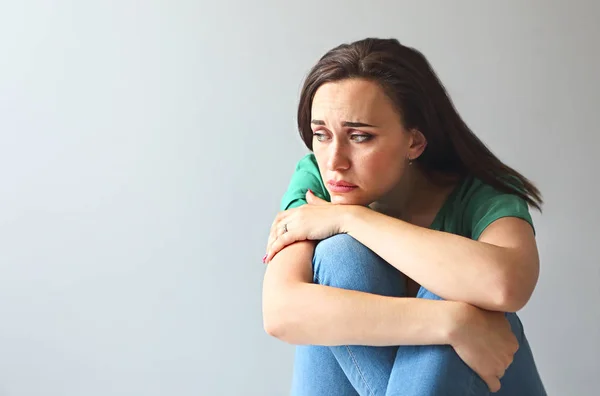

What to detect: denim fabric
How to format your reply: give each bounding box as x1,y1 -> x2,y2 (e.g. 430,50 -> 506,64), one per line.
290,234 -> 547,396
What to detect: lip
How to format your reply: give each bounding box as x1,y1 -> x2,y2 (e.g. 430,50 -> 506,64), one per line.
327,180 -> 357,187
327,180 -> 357,193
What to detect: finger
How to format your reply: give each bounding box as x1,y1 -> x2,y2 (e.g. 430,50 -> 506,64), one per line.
265,230 -> 296,263
485,376 -> 501,393
513,339 -> 520,354
266,212 -> 287,252
496,368 -> 506,379
306,189 -> 328,205
504,356 -> 514,372
266,223 -> 287,260
265,220 -> 292,263
266,222 -> 278,254
267,214 -> 280,244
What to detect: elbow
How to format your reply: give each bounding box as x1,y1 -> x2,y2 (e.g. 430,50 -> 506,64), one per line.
489,248 -> 539,312
262,288 -> 304,344
263,305 -> 304,344
492,289 -> 526,313
263,320 -> 280,339
491,281 -> 533,313
486,256 -> 538,312
263,306 -> 286,339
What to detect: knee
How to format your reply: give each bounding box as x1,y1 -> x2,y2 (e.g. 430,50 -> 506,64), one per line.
313,234 -> 405,297
314,234 -> 372,264
313,234 -> 369,285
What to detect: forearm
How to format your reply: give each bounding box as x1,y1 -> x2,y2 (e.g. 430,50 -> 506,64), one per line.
264,281 -> 460,346
342,207 -> 517,311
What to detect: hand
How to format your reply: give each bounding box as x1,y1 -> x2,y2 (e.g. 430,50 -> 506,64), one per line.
448,303 -> 519,393
264,190 -> 347,263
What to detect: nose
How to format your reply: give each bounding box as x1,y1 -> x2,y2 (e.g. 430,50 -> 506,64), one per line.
326,141 -> 350,171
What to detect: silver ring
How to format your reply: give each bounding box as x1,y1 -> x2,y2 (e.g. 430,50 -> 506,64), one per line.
283,223 -> 288,233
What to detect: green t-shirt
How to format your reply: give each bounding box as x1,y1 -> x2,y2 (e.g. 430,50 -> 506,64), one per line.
280,153 -> 534,240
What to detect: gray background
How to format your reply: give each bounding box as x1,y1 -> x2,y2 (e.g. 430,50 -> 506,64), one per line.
0,1 -> 598,395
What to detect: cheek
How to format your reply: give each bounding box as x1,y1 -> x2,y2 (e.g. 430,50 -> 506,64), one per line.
363,150 -> 399,172
362,151 -> 403,185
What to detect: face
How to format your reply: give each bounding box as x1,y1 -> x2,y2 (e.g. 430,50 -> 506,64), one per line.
310,78 -> 424,205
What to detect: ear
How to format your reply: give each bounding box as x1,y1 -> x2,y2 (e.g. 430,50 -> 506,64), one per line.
407,129 -> 427,160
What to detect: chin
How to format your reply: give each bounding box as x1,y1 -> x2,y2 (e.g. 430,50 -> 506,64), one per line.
329,194 -> 367,206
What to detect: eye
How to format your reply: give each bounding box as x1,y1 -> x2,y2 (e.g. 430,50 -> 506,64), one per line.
312,132 -> 328,142
350,133 -> 372,143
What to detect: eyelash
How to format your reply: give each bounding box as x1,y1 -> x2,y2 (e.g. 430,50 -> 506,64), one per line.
312,132 -> 373,143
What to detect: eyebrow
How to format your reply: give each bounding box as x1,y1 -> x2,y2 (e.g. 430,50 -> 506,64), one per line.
311,120 -> 378,128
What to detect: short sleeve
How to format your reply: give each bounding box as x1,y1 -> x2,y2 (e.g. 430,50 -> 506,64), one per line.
469,193 -> 535,240
280,154 -> 330,211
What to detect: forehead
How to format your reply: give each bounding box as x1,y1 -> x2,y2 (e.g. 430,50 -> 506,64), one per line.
311,78 -> 399,123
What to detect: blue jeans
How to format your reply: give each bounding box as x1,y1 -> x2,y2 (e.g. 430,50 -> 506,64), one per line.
290,234 -> 546,396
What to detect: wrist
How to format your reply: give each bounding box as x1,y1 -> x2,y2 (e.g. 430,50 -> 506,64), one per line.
443,301 -> 473,346
339,205 -> 366,234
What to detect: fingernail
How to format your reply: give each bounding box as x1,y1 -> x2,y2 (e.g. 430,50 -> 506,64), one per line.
262,254 -> 267,263
308,189 -> 313,194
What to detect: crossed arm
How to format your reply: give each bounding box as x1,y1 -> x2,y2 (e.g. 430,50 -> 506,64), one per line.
262,206 -> 539,345
342,207 -> 540,313
262,239 -> 466,346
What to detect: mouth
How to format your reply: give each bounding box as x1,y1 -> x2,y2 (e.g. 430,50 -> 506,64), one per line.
327,180 -> 358,193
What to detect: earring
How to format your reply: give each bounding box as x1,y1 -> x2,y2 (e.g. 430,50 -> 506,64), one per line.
407,155 -> 413,166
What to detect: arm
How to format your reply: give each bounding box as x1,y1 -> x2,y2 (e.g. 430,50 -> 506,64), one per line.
262,239 -> 518,393
262,240 -> 465,346
341,207 -> 540,312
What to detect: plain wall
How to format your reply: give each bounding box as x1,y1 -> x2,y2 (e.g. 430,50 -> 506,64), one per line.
1,1 -> 598,395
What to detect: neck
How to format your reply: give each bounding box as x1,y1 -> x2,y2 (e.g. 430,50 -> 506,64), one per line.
369,165 -> 459,227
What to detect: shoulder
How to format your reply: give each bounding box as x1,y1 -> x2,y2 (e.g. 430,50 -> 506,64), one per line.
288,153 -> 322,184
448,176 -> 534,240
280,153 -> 329,210
295,153 -> 320,170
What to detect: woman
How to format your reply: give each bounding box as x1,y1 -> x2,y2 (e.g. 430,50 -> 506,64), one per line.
262,38 -> 547,395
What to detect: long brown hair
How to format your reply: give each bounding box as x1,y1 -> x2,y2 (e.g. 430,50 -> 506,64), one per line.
297,38 -> 543,211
